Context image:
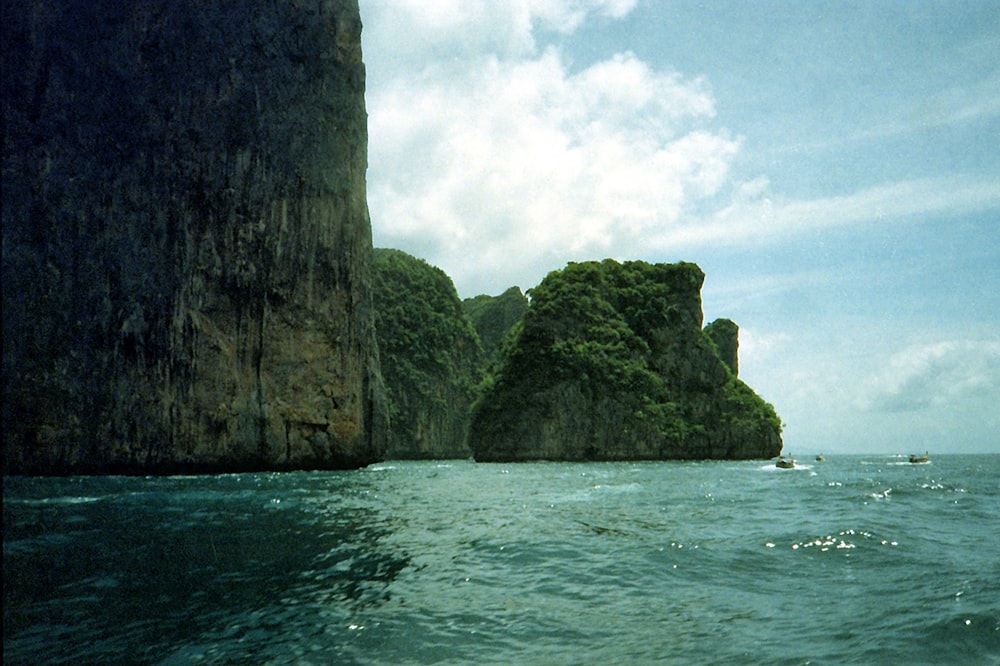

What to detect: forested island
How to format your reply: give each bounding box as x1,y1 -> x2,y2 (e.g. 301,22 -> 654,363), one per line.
463,287 -> 530,364
468,260 -> 782,461
373,254 -> 782,462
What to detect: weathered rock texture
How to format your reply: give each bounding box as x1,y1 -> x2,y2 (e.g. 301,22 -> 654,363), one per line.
463,287 -> 530,365
704,318 -> 739,377
470,260 -> 782,462
2,0 -> 388,473
372,249 -> 484,459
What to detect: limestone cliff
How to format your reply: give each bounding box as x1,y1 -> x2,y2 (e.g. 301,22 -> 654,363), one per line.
463,287 -> 530,365
469,260 -> 782,462
2,0 -> 388,473
373,249 -> 484,459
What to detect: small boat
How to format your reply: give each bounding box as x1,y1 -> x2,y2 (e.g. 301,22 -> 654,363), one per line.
776,457 -> 795,469
908,452 -> 929,464
815,454 -> 824,462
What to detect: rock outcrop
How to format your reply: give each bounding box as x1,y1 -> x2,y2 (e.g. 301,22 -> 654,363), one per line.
463,287 -> 530,364
469,260 -> 782,462
2,0 -> 387,473
372,249 -> 484,459
704,318 -> 739,377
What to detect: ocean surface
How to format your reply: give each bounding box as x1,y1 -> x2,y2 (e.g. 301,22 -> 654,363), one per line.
4,454 -> 999,665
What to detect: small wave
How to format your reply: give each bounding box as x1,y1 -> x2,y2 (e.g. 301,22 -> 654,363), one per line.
589,482 -> 642,494
757,463 -> 812,472
13,496 -> 104,506
868,487 -> 892,500
917,612 -> 1000,662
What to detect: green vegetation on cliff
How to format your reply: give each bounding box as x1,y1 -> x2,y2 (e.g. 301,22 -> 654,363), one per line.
469,259 -> 782,461
704,318 -> 739,377
373,249 -> 485,458
462,287 -> 529,364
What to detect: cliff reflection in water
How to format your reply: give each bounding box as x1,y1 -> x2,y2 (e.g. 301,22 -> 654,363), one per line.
3,471 -> 408,664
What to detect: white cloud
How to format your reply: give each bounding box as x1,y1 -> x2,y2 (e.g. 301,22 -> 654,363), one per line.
527,0 -> 638,33
688,175 -> 1000,250
363,2 -> 737,296
360,1 -> 1000,299
361,0 -> 638,65
737,327 -> 793,364
860,340 -> 1000,413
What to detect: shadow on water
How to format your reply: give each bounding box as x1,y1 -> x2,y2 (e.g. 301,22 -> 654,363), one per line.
3,472 -> 410,665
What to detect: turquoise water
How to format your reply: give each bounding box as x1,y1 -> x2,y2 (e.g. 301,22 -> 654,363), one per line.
4,455 -> 999,665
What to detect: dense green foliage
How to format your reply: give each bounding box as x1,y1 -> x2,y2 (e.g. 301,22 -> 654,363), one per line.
372,249 -> 485,458
462,286 -> 529,363
472,260 -> 696,443
470,259 -> 782,460
720,374 -> 783,434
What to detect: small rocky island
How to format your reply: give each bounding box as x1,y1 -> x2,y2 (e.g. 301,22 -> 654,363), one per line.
469,260 -> 782,461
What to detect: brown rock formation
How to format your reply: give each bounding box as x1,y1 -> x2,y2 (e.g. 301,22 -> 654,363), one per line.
1,0 -> 387,473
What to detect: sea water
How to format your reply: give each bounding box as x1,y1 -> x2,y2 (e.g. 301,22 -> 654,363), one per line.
4,455 -> 999,665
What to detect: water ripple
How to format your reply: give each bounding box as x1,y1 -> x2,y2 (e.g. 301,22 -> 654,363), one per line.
4,455 -> 999,665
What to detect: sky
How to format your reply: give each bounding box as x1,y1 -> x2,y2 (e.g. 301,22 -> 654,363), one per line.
358,0 -> 1000,455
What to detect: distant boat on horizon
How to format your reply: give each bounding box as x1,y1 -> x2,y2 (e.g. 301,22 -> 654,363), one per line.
815,454 -> 824,462
908,452 -> 929,464
776,457 -> 795,469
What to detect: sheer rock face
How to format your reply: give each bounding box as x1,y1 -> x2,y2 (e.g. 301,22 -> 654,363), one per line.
2,0 -> 388,473
469,260 -> 782,462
